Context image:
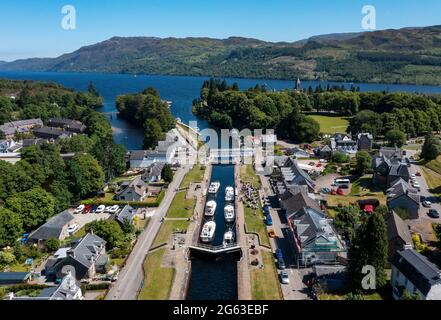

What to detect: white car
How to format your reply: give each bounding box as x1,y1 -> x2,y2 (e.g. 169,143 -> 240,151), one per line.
67,224 -> 80,234
105,206 -> 113,213
319,159 -> 328,164
74,205 -> 85,214
411,174 -> 416,179
109,205 -> 120,214
96,205 -> 106,214
412,181 -> 420,188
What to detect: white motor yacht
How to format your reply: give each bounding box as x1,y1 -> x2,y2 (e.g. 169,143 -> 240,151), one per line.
224,205 -> 235,223
223,230 -> 235,247
225,186 -> 235,202
200,221 -> 216,243
208,181 -> 221,194
205,200 -> 217,218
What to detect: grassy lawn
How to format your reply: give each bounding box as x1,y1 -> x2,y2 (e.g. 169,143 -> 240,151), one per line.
424,156 -> 441,176
180,164 -> 205,189
319,292 -> 383,300
421,166 -> 441,195
153,220 -> 190,247
110,258 -> 125,268
240,164 -> 261,189
138,248 -> 175,300
135,218 -> 150,231
250,251 -> 283,300
308,115 -> 350,134
167,191 -> 196,219
244,205 -> 270,247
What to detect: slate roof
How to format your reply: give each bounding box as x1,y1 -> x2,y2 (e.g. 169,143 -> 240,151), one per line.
117,177 -> 148,198
387,178 -> 419,204
392,249 -> 441,296
33,127 -> 71,139
386,211 -> 413,246
290,207 -> 344,251
48,118 -> 86,132
282,191 -> 321,217
129,150 -> 146,161
116,205 -> 137,224
0,118 -> 43,136
281,158 -> 315,190
380,146 -> 402,160
68,233 -> 106,269
29,211 -> 75,241
142,162 -> 165,180
38,272 -> 81,300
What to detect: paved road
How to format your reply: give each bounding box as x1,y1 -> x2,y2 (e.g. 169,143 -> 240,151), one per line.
106,165 -> 189,300
259,175 -> 309,300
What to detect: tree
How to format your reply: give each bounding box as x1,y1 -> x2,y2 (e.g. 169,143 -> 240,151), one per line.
92,136 -> 127,180
385,129 -> 406,147
356,151 -> 372,176
67,154 -> 105,200
161,164 -> 173,183
86,220 -> 125,249
421,133 -> 441,160
0,208 -> 23,247
6,187 -> 57,230
121,219 -> 135,235
348,211 -> 388,290
334,206 -> 360,241
45,238 -> 60,252
143,118 -> 164,149
0,251 -> 15,266
331,152 -> 350,164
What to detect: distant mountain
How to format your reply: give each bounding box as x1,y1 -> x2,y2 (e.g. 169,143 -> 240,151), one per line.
2,26 -> 441,85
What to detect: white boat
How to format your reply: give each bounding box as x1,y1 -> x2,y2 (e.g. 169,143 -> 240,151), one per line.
225,186 -> 235,202
205,200 -> 217,218
223,230 -> 235,247
208,181 -> 221,194
224,205 -> 235,223
200,221 -> 216,243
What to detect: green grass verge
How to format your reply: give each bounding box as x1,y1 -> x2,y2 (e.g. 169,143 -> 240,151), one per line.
240,165 -> 261,189
250,251 -> 283,300
167,191 -> 196,219
138,248 -> 175,300
180,164 -> 205,189
424,156 -> 441,176
153,220 -> 190,247
421,166 -> 441,195
244,205 -> 270,247
308,115 -> 350,134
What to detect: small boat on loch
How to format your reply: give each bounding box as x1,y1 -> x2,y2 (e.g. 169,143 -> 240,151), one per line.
205,200 -> 217,218
224,205 -> 235,223
200,221 -> 216,243
223,229 -> 235,247
225,186 -> 234,202
208,181 -> 221,194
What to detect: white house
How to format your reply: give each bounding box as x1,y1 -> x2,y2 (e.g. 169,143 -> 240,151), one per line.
391,249 -> 441,300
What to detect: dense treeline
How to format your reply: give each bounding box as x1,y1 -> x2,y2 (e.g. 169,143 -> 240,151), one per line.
116,87 -> 176,149
0,80 -> 126,246
193,79 -> 320,143
194,79 -> 441,140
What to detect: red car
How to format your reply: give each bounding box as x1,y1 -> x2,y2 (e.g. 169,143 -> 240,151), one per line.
337,188 -> 345,196
416,172 -> 422,177
316,163 -> 322,168
83,205 -> 93,214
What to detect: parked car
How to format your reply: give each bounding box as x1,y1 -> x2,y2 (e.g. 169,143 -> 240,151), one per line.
316,163 -> 322,168
428,209 -> 440,219
105,206 -> 113,213
83,205 -> 93,214
280,271 -> 290,285
320,188 -> 331,194
268,230 -> 276,238
263,205 -> 270,215
108,205 -> 120,214
423,201 -> 432,208
337,188 -> 345,196
411,174 -> 416,179
67,223 -> 80,234
75,205 -> 85,214
265,214 -> 273,226
412,181 -> 420,189
416,172 -> 422,177
275,249 -> 286,270
319,159 -> 328,163
96,205 -> 106,213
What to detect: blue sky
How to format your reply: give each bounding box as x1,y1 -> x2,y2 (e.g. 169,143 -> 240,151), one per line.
1,0 -> 441,61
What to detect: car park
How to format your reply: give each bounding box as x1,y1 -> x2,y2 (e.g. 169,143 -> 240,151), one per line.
67,223 -> 80,234
428,209 -> 440,219
75,205 -> 85,214
280,271 -> 290,284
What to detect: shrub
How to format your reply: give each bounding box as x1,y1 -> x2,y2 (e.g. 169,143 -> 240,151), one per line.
331,152 -> 350,164
45,238 -> 60,252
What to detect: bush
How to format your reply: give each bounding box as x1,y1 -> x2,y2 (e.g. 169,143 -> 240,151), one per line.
0,251 -> 16,265
45,238 -> 60,252
331,152 -> 350,164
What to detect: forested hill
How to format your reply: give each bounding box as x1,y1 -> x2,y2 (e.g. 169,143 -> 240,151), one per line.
3,25 -> 441,85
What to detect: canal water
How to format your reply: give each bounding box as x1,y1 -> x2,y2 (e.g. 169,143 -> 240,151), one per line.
187,164 -> 239,300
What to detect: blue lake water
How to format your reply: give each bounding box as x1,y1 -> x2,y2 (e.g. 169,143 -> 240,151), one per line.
1,71 -> 441,150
